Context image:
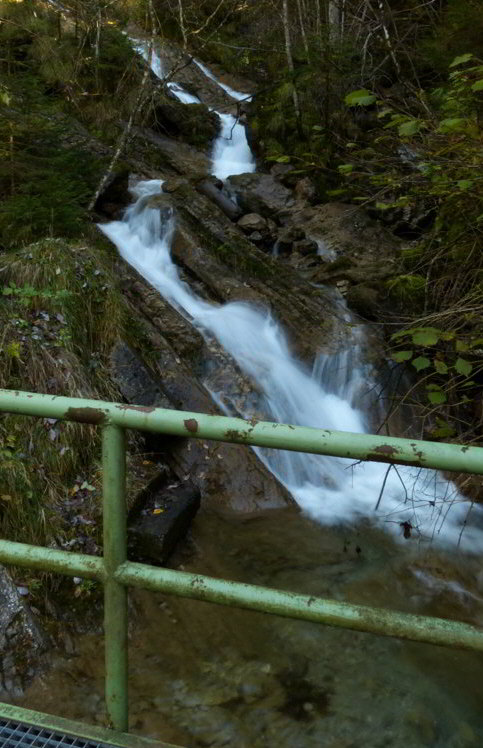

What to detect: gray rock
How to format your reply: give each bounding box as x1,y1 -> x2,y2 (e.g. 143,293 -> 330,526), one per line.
270,163 -> 295,180
94,168 -> 130,218
345,284 -> 380,320
0,565 -> 47,698
294,176 -> 316,204
128,479 -> 200,565
237,213 -> 267,232
293,239 -> 318,255
225,173 -> 295,217
110,341 -> 172,410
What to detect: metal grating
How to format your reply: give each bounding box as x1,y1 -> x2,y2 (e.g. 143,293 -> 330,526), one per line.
0,719 -> 111,748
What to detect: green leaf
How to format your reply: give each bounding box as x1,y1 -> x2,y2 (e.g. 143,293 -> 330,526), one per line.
455,358 -> 473,376
412,356 -> 431,371
344,89 -> 376,107
275,155 -> 291,163
457,179 -> 473,190
437,118 -> 466,133
427,391 -> 447,405
375,202 -> 392,211
312,125 -> 323,131
411,328 -> 440,346
338,164 -> 354,175
391,327 -> 416,341
472,80 -> 483,92
398,120 -> 421,137
429,418 -> 455,439
391,350 -> 413,363
455,339 -> 469,352
433,359 -> 448,375
377,107 -> 393,119
450,53 -> 473,67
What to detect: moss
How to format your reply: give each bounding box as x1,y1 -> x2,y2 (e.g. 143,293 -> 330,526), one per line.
144,93 -> 219,149
0,237 -> 133,548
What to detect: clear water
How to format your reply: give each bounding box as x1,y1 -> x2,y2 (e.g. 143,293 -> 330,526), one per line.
13,512 -> 483,746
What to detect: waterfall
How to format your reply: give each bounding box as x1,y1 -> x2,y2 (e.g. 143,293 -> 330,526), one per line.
100,180 -> 483,553
132,41 -> 255,178
193,58 -> 252,102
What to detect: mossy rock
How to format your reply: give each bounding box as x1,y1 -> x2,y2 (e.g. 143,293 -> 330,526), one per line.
145,92 -> 219,149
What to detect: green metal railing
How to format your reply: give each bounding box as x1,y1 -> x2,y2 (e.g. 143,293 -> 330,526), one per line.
1,388 -> 483,739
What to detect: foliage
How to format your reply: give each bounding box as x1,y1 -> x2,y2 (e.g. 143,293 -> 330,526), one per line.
0,237 -> 126,547
0,0 -> 146,248
337,55 -> 483,437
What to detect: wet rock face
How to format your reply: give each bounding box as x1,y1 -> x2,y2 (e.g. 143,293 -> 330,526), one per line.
110,341 -> 172,410
226,173 -> 295,217
94,168 -> 130,219
111,277 -> 294,515
0,566 -> 47,699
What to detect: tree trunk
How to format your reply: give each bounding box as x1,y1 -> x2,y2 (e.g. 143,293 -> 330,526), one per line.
88,0 -> 156,212
296,0 -> 310,59
282,0 -> 303,137
178,0 -> 188,49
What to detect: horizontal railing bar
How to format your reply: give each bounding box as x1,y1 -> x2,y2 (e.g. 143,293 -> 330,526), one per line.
1,389 -> 483,474
115,561 -> 483,653
0,539 -> 105,580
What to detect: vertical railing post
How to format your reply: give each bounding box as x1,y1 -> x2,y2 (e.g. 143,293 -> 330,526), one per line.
102,423 -> 128,732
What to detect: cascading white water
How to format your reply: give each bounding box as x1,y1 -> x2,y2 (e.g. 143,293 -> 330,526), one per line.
211,112 -> 255,180
132,41 -> 255,178
193,58 -> 252,102
100,179 -> 483,553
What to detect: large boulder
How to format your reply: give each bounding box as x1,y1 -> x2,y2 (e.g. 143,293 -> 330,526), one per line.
237,213 -> 268,233
146,90 -> 219,149
225,173 -> 295,217
0,566 -> 47,699
93,167 -> 130,219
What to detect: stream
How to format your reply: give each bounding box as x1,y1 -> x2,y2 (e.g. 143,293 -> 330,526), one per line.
12,40 -> 483,747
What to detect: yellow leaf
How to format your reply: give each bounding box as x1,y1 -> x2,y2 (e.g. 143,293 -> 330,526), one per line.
152,508 -> 164,515
1,495 -> 12,502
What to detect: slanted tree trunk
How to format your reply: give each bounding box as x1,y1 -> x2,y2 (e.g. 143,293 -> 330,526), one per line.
376,0 -> 401,75
88,0 -> 156,211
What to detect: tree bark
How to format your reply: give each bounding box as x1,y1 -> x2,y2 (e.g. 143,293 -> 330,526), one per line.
296,0 -> 310,59
88,0 -> 155,211
282,0 -> 303,136
178,0 -> 188,49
